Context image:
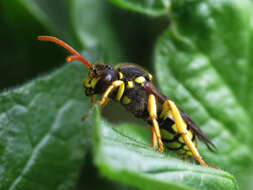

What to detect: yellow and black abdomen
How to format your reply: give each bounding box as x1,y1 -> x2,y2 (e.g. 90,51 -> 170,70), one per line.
158,116 -> 197,156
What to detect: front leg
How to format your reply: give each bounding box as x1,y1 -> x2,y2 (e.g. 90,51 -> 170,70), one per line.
98,80 -> 124,107
148,94 -> 164,152
82,95 -> 96,121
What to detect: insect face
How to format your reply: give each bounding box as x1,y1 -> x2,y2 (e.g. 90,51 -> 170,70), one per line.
83,63 -> 118,96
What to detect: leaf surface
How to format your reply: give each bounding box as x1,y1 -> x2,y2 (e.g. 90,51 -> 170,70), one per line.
108,0 -> 170,16
72,0 -> 124,63
92,107 -> 238,190
0,62 -> 90,190
154,0 -> 253,189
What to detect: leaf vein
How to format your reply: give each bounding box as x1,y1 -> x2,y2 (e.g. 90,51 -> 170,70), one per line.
8,101 -> 73,190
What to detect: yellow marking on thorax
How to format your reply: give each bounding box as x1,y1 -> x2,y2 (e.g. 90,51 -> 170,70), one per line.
135,76 -> 146,83
135,76 -> 146,87
122,96 -> 131,104
127,81 -> 134,88
118,72 -> 123,79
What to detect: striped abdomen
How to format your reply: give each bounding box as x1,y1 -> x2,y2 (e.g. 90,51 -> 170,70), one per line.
158,115 -> 197,156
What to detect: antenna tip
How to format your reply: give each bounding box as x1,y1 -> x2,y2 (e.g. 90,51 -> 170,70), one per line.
37,35 -> 46,41
66,56 -> 72,62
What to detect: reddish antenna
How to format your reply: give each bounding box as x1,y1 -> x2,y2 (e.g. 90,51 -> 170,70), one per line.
37,36 -> 93,69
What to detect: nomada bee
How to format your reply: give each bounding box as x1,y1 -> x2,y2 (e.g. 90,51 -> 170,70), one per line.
38,36 -> 217,168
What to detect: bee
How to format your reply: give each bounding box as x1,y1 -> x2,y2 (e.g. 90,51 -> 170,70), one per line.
38,36 -> 217,168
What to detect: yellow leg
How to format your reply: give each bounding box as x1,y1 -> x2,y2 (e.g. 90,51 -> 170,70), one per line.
148,94 -> 164,152
151,126 -> 157,148
162,100 -> 214,168
98,80 -> 124,107
101,97 -> 110,108
90,95 -> 96,108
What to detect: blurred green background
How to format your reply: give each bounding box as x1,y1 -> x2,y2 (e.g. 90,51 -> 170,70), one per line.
0,1 -> 167,91
1,1 -> 253,190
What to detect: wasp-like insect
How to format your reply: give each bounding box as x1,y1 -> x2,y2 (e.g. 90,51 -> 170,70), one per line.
38,36 -> 217,168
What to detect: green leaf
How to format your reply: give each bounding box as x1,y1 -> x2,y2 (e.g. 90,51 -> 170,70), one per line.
15,0 -> 78,45
108,0 -> 170,16
0,1 -> 81,90
92,106 -> 238,190
72,0 -> 124,63
78,153 -> 137,190
0,62 -> 90,190
154,0 -> 253,189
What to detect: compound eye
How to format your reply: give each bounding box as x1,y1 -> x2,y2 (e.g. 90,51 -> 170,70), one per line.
99,74 -> 113,87
104,74 -> 112,82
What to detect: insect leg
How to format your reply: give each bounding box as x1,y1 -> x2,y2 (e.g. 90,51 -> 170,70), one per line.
148,94 -> 164,152
98,80 -> 124,107
91,95 -> 96,108
163,100 -> 211,167
151,126 -> 158,148
81,95 -> 96,121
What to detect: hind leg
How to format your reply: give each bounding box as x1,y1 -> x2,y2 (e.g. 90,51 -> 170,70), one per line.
148,94 -> 164,152
162,100 -> 216,168
150,126 -> 157,148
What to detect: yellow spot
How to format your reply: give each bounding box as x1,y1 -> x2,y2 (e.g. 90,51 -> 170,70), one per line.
177,149 -> 186,155
183,145 -> 189,150
178,136 -> 184,143
172,124 -> 178,133
83,77 -> 91,88
135,76 -> 146,84
193,139 -> 197,146
186,151 -> 193,156
127,81 -> 134,88
160,129 -> 174,140
167,141 -> 181,149
118,72 -> 123,79
188,130 -> 193,140
148,73 -> 153,81
91,77 -> 100,89
122,96 -> 131,104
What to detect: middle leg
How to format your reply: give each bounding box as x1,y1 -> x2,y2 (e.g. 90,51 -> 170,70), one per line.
151,126 -> 158,148
148,94 -> 164,152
